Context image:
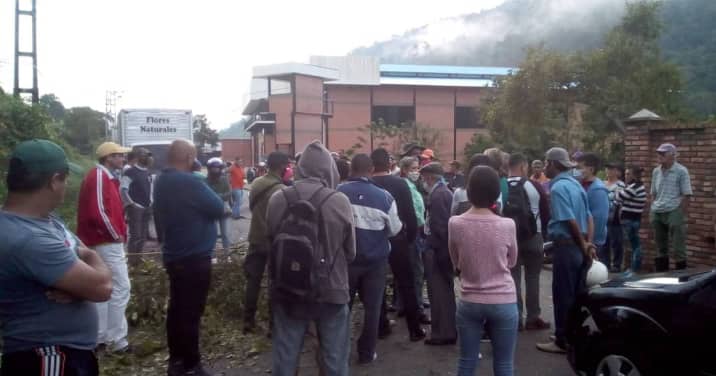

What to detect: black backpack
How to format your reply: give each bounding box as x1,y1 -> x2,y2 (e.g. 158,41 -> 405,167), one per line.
503,178 -> 537,243
270,186 -> 337,317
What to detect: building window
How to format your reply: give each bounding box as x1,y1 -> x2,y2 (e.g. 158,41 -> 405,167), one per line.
372,106 -> 415,125
455,107 -> 485,129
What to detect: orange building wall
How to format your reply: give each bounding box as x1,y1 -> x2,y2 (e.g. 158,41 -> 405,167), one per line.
294,113 -> 323,153
326,86 -> 372,154
295,75 -> 324,114
269,94 -> 293,145
415,87 -> 455,161
221,139 -> 252,165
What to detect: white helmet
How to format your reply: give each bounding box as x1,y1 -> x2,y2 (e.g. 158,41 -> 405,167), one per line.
586,260 -> 609,288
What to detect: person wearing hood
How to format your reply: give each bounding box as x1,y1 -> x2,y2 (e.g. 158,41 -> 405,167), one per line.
537,148 -> 595,354
575,153 -> 610,264
266,141 -> 356,376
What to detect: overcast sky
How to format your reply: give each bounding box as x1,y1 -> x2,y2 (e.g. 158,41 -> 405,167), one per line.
0,0 -> 504,129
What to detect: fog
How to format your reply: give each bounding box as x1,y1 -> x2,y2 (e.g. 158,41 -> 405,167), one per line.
353,0 -> 630,66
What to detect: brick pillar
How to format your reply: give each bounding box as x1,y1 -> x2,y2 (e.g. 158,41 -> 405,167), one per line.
623,117 -> 716,269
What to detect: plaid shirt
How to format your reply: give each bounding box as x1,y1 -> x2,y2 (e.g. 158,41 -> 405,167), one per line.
650,162 -> 693,213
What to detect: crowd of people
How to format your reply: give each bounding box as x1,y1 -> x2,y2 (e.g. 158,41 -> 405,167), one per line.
0,136 -> 693,376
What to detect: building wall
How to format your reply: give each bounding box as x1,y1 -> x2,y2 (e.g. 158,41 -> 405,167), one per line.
624,120 -> 716,268
269,94 -> 292,145
415,87 -> 454,161
324,85 -> 489,159
325,85 -> 372,153
220,139 -> 252,165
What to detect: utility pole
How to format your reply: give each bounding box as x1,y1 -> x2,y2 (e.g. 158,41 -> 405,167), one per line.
14,0 -> 39,103
105,90 -> 121,140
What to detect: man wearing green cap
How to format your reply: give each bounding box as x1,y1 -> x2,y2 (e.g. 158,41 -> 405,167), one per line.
0,139 -> 112,375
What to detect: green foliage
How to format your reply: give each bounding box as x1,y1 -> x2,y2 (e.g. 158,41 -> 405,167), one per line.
483,47 -> 580,157
0,91 -> 93,231
61,107 -> 107,155
39,93 -> 66,121
193,114 -> 219,149
102,247 -> 270,375
482,1 -> 684,162
661,0 -> 716,117
462,133 -> 493,165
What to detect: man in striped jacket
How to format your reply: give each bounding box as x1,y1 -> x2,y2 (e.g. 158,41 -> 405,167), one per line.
617,165 -> 647,274
338,154 -> 402,364
77,142 -> 132,353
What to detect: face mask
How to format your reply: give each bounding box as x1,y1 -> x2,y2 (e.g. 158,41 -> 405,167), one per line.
407,171 -> 420,182
572,168 -> 584,181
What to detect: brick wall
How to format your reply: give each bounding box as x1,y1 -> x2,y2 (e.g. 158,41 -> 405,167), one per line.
623,120 -> 716,269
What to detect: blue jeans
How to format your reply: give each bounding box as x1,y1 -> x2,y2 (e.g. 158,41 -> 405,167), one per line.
622,219 -> 642,272
272,302 -> 350,376
456,301 -> 518,376
599,223 -> 624,271
552,243 -> 585,348
217,217 -> 229,250
231,189 -> 244,218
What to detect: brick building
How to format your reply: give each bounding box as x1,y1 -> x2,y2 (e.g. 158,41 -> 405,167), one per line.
623,109 -> 716,269
241,56 -> 515,165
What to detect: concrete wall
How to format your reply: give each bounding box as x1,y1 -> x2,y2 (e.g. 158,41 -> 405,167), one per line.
624,120 -> 716,268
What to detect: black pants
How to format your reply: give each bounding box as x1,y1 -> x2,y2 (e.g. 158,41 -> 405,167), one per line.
379,238 -> 422,335
166,254 -> 212,369
243,245 -> 270,323
1,346 -> 98,376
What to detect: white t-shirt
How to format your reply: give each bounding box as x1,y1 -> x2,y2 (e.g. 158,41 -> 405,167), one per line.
507,176 -> 541,234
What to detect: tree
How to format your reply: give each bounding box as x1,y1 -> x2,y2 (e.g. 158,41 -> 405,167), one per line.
62,107 -> 106,155
482,47 -> 581,157
39,93 -> 66,121
482,1 -> 684,161
193,114 -> 219,149
0,91 -> 54,165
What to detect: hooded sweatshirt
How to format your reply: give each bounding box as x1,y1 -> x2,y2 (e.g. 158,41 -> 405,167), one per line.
266,141 -> 356,305
583,177 -> 610,246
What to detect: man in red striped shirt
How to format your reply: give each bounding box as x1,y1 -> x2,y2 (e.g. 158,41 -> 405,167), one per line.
77,142 -> 132,353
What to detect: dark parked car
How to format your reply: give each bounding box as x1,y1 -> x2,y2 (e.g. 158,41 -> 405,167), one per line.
567,269 -> 716,376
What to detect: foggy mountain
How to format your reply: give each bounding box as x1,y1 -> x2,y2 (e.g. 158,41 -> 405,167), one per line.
351,0 -> 628,66
351,0 -> 716,116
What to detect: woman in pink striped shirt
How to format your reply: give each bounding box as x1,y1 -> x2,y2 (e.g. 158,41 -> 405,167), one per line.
449,166 -> 519,376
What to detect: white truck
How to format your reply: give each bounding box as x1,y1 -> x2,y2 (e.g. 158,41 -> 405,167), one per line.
116,109 -> 193,171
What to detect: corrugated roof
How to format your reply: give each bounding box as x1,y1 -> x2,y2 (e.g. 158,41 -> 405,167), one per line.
380,64 -> 516,77
379,77 -> 495,88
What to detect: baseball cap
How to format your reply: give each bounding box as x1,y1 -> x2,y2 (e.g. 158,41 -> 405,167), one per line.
420,162 -> 444,176
96,142 -> 131,159
656,143 -> 676,153
531,160 -> 544,168
546,147 -> 576,169
10,139 -> 71,175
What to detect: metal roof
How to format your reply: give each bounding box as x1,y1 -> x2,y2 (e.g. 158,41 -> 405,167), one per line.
380,64 -> 516,78
379,77 -> 495,88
